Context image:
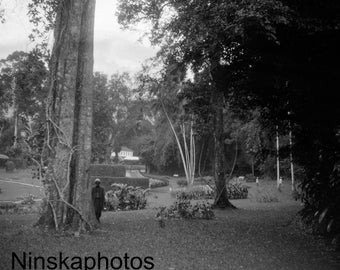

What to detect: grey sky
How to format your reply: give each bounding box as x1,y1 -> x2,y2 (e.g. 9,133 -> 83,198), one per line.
0,0 -> 157,75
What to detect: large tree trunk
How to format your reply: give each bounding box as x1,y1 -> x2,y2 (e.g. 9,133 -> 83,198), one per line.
212,89 -> 235,208
37,0 -> 97,231
210,58 -> 235,209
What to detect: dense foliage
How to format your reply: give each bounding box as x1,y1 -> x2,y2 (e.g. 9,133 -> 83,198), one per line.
226,182 -> 249,200
156,198 -> 215,227
105,183 -> 148,211
0,50 -> 48,164
117,0 -> 340,235
0,0 -> 338,239
149,178 -> 169,188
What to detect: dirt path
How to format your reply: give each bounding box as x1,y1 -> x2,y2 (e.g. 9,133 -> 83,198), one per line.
126,169 -> 146,178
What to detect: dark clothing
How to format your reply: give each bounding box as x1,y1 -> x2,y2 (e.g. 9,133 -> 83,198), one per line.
91,185 -> 105,221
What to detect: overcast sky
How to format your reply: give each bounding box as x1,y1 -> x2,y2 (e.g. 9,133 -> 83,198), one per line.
0,0 -> 158,75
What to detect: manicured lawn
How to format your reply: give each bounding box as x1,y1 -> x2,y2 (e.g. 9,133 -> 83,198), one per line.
0,170 -> 339,269
0,169 -> 43,201
1,205 -> 339,270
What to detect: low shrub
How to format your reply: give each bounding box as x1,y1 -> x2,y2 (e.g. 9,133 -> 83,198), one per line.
245,174 -> 256,182
10,158 -> 27,169
104,190 -> 120,211
0,195 -> 39,214
175,185 -> 214,200
292,188 -> 302,201
155,198 -> 214,227
5,160 -> 15,172
18,194 -> 37,205
104,183 -> 149,211
227,182 -> 249,199
32,166 -> 47,181
0,201 -> 19,215
149,178 -> 169,188
173,182 -> 249,200
176,179 -> 188,187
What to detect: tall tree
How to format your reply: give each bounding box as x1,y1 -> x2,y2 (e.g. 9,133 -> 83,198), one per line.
92,72 -> 113,163
117,0 -> 288,208
35,0 -> 97,231
244,0 -> 340,237
0,50 -> 47,149
92,72 -> 134,163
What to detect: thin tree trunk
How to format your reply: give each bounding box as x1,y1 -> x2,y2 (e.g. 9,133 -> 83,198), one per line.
11,78 -> 18,147
198,140 -> 205,177
13,111 -> 18,147
202,141 -> 209,174
251,156 -> 255,176
276,125 -> 280,190
228,136 -> 238,178
38,0 -> 97,231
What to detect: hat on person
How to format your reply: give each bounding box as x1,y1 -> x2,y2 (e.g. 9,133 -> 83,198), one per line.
94,178 -> 101,183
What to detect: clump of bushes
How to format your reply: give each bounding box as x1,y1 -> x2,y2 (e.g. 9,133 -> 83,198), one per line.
175,185 -> 214,200
245,174 -> 256,182
19,194 -> 37,205
5,160 -> 15,172
0,194 -> 39,214
149,178 -> 169,188
0,201 -> 17,211
227,182 -> 249,199
155,198 -> 214,227
104,183 -> 149,211
9,158 -> 27,169
32,166 -> 47,181
172,182 -> 249,200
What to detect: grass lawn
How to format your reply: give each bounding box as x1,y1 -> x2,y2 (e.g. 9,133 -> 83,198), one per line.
0,170 -> 339,269
0,168 -> 43,201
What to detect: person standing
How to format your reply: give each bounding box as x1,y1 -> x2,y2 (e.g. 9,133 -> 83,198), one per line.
91,178 -> 105,222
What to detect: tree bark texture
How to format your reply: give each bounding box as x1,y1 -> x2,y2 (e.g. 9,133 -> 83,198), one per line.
212,90 -> 234,208
210,60 -> 235,209
38,0 -> 97,231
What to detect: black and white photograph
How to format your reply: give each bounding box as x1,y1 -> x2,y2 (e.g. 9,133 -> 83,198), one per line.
0,0 -> 339,269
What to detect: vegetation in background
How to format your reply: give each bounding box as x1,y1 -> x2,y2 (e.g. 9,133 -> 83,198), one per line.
0,0 -> 338,244
117,0 -> 340,237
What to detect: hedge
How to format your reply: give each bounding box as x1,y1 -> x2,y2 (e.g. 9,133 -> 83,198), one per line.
90,177 -> 149,190
123,164 -> 146,172
89,164 -> 126,177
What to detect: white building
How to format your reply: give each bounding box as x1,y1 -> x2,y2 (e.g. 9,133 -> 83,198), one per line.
111,146 -> 134,159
